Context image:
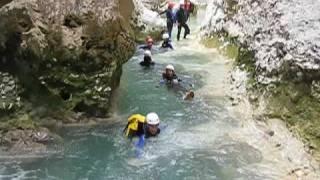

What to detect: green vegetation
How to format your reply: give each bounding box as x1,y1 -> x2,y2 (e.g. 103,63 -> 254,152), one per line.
201,34 -> 239,60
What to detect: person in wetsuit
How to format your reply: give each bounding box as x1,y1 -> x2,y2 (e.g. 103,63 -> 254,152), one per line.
140,50 -> 155,67
123,113 -> 161,157
159,2 -> 176,39
139,37 -> 154,50
161,33 -> 174,50
161,64 -> 195,100
176,2 -> 190,41
183,0 -> 195,21
161,64 -> 180,84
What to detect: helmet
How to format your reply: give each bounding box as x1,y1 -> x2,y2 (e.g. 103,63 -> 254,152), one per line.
168,2 -> 175,9
144,50 -> 152,57
166,64 -> 175,71
146,112 -> 160,125
179,0 -> 185,5
162,33 -> 170,40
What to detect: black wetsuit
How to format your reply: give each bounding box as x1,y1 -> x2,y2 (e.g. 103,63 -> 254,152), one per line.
140,56 -> 155,67
160,9 -> 175,38
161,41 -> 174,49
176,7 -> 190,41
162,72 -> 179,83
139,45 -> 152,50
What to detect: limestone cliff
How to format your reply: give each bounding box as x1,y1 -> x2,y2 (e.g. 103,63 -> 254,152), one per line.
0,0 -> 136,153
201,0 -> 320,158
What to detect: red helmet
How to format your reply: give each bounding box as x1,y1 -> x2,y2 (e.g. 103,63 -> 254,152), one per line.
168,2 -> 175,9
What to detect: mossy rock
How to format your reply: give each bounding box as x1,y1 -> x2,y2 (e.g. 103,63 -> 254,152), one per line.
7,114 -> 38,130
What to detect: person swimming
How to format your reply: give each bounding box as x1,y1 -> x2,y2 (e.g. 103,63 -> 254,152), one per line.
161,33 -> 174,50
160,64 -> 195,100
140,50 -> 155,67
123,113 -> 162,157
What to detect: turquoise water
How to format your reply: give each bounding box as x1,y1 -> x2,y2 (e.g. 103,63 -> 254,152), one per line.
0,8 -> 280,180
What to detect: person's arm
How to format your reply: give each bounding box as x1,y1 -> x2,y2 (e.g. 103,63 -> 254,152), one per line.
135,135 -> 145,158
169,43 -> 174,50
139,45 -> 147,50
159,9 -> 167,15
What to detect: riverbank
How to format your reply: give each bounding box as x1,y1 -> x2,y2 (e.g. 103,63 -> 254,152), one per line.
200,0 -> 320,167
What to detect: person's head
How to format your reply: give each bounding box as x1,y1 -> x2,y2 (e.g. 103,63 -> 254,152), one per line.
147,38 -> 153,48
144,50 -> 152,58
162,33 -> 170,41
146,112 -> 160,135
165,64 -> 175,77
145,36 -> 152,43
168,2 -> 174,9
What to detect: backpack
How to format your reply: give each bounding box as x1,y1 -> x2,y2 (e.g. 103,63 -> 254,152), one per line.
123,114 -> 146,137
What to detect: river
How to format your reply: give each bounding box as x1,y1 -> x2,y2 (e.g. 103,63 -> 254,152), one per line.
0,5 -> 318,180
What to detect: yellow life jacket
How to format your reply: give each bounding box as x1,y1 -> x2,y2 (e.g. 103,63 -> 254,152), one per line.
123,114 -> 146,137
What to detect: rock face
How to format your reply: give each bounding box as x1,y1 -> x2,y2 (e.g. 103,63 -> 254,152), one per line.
202,0 -> 320,84
0,0 -> 167,154
201,0 -> 320,159
130,0 -> 166,41
0,0 -> 136,120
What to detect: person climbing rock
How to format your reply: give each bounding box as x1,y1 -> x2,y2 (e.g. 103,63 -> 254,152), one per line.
140,50 -> 155,67
159,1 -> 176,39
161,33 -> 174,50
161,64 -> 180,84
139,36 -> 154,50
123,113 -> 161,157
176,1 -> 190,41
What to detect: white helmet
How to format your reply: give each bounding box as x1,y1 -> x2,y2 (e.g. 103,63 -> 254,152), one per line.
179,0 -> 185,5
146,112 -> 160,125
166,64 -> 175,71
162,33 -> 170,40
144,50 -> 152,57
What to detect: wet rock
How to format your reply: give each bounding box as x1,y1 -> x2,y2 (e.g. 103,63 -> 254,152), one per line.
0,0 -> 136,118
266,130 -> 275,137
202,0 -> 320,84
1,129 -> 52,154
130,0 -> 166,41
0,73 -> 22,115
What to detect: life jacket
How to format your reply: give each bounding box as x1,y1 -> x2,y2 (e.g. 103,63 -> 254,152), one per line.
123,114 -> 146,137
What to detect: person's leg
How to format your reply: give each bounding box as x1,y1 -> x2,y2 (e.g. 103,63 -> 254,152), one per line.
177,24 -> 182,41
183,23 -> 190,38
186,12 -> 190,21
167,22 -> 173,38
